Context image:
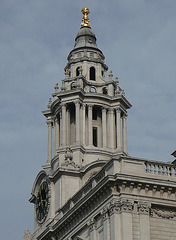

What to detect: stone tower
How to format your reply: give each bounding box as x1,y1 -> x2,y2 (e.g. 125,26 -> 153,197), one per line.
26,7 -> 176,240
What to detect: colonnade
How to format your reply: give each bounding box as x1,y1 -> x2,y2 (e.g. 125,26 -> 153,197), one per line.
46,101 -> 128,163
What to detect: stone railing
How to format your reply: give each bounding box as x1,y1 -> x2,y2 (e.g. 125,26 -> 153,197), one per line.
144,161 -> 176,177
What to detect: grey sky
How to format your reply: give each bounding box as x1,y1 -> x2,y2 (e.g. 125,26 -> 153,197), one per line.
0,1 -> 176,239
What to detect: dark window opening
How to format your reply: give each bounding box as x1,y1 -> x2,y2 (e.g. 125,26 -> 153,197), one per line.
101,71 -> 104,77
76,67 -> 80,76
93,127 -> 98,147
93,108 -> 97,120
103,87 -> 108,95
90,67 -> 96,81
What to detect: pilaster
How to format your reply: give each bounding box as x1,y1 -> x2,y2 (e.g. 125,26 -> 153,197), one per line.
88,104 -> 93,146
108,108 -> 114,149
116,108 -> 122,152
61,103 -> 67,146
102,107 -> 107,148
75,101 -> 80,144
138,202 -> 151,240
47,118 -> 53,163
102,207 -> 110,240
122,114 -> 127,153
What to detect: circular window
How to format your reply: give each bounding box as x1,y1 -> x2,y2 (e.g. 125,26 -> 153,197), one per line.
90,87 -> 96,93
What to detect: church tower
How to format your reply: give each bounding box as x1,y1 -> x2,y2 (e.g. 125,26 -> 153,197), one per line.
28,6 -> 131,238
27,6 -> 176,240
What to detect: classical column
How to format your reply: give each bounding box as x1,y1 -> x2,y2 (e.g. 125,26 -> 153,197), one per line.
102,107 -> 107,148
138,202 -> 151,240
122,114 -> 127,153
108,108 -> 114,149
120,199 -> 133,240
75,101 -> 80,144
102,207 -> 110,240
61,103 -> 66,146
47,118 -> 53,163
82,104 -> 86,145
88,104 -> 93,146
50,181 -> 55,218
109,201 -> 121,240
53,119 -> 56,156
88,219 -> 97,240
55,116 -> 60,150
67,108 -> 70,146
116,108 -> 122,151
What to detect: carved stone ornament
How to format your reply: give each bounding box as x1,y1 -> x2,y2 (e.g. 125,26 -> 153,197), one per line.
151,206 -> 176,219
87,218 -> 96,232
121,199 -> 134,212
138,202 -> 151,214
109,200 -> 121,215
101,206 -> 109,221
62,147 -> 80,169
109,199 -> 134,215
23,229 -> 31,240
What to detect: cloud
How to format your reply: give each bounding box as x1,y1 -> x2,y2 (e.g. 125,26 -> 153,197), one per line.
0,1 -> 176,239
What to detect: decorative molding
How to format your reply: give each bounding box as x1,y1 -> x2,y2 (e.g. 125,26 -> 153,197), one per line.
137,202 -> 151,214
109,199 -> 134,215
101,206 -> 109,221
87,218 -> 96,232
151,206 -> 176,219
62,147 -> 80,169
121,199 -> 134,212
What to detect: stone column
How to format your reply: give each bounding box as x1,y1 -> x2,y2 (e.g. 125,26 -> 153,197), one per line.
75,101 -> 80,144
102,207 -> 110,240
47,118 -> 53,163
122,114 -> 127,153
120,199 -> 133,240
108,108 -> 114,149
67,108 -> 70,146
50,181 -> 55,218
61,103 -> 66,146
102,107 -> 107,148
88,219 -> 96,240
88,104 -> 93,146
138,202 -> 151,240
82,104 -> 86,146
109,201 -> 121,240
55,117 -> 59,153
116,108 -> 122,151
53,119 -> 56,156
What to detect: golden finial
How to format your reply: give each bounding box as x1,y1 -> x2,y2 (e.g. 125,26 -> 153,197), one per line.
81,6 -> 91,27
115,77 -> 118,80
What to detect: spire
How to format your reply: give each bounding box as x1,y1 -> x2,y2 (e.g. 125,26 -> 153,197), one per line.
81,6 -> 91,27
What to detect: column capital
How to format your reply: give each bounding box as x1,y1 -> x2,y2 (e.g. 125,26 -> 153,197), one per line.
46,118 -> 53,126
88,104 -> 93,110
108,107 -> 114,114
60,102 -> 66,108
81,103 -> 86,110
87,218 -> 96,232
122,113 -> 128,118
101,106 -> 108,112
74,100 -> 80,106
115,107 -> 121,113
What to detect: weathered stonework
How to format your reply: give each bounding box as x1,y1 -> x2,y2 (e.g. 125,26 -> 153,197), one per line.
26,7 -> 176,240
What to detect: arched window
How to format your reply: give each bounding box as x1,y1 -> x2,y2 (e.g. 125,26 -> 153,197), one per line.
76,67 -> 80,76
90,67 -> 96,81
